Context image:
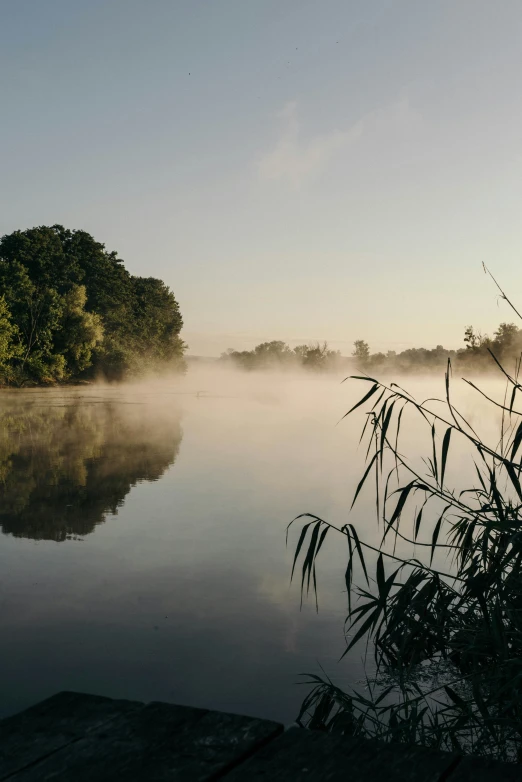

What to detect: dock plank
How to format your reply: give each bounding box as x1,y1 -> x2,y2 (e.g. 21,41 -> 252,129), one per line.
9,700 -> 282,781
0,691 -> 142,780
2,692 -> 521,781
224,726 -> 459,782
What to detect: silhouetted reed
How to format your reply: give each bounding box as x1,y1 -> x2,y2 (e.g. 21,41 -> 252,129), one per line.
290,271 -> 522,761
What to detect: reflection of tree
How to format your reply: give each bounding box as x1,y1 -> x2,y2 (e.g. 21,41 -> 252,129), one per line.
0,396 -> 182,541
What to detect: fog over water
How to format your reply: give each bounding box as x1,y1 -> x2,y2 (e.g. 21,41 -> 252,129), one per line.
0,367 -> 506,722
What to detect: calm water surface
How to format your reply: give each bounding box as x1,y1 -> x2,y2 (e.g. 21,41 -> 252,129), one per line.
0,369 -> 497,721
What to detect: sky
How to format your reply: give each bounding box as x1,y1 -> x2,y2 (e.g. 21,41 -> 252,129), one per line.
1,0 -> 522,356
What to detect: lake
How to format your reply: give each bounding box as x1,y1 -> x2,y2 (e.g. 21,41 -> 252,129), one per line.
0,367 -> 502,723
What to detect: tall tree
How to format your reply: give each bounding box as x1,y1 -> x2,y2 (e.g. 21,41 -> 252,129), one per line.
0,296 -> 21,382
53,285 -> 104,377
352,340 -> 370,365
0,225 -> 185,384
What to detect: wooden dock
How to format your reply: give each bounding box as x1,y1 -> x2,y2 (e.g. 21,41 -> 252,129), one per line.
0,691 -> 519,780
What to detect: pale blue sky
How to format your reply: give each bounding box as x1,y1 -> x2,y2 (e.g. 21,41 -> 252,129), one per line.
1,0 -> 522,355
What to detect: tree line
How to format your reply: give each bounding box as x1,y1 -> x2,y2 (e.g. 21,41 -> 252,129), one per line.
0,225 -> 185,385
220,323 -> 522,374
353,321 -> 522,372
220,323 -> 522,372
220,340 -> 342,370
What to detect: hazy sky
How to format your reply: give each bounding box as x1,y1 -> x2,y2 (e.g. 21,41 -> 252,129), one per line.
2,1 -> 522,356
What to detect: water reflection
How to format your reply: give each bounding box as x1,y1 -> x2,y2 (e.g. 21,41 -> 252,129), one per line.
0,394 -> 183,541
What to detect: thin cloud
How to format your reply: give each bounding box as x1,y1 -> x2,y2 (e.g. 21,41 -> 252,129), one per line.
257,97 -> 421,186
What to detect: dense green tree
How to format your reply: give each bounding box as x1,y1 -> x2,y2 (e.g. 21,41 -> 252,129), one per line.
129,277 -> 186,370
0,226 -> 83,292
0,296 -> 22,382
0,259 -> 66,383
53,285 -> 104,377
0,225 -> 185,384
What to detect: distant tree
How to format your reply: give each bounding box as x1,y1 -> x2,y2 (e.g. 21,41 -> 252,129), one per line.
352,340 -> 370,365
220,348 -> 257,370
494,322 -> 519,346
294,342 -> 340,370
292,345 -> 309,362
490,322 -> 521,362
368,351 -> 386,368
222,322 -> 522,378
464,325 -> 479,349
222,340 -> 342,372
253,341 -> 293,364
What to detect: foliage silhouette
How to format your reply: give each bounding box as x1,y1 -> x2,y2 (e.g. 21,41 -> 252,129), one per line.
290,270 -> 522,761
220,322 -> 522,376
220,340 -> 342,371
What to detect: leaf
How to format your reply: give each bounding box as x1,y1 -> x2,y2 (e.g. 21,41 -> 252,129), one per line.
311,524 -> 330,612
342,607 -> 381,656
344,528 -> 355,613
394,404 -> 404,471
302,521 -> 321,596
430,508 -> 449,566
388,482 -> 414,527
444,686 -> 469,713
380,401 -> 395,467
440,427 -> 452,488
351,452 -> 378,509
489,469 -> 506,523
431,423 -> 438,483
376,553 -> 385,596
373,684 -> 394,706
414,506 -> 424,540
315,524 -> 329,558
290,521 -> 314,582
509,384 -> 517,415
340,384 -> 379,421
346,524 -> 369,585
473,462 -> 487,492
505,460 -> 522,502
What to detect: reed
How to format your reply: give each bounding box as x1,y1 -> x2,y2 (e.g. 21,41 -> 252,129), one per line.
290,272 -> 522,761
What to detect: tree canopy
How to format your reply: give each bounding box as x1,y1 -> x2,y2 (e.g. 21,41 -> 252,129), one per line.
219,324 -> 522,375
220,340 -> 342,371
0,225 -> 185,384
350,322 -> 522,373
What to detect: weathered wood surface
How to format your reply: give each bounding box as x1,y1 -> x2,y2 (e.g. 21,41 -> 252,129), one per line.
0,691 -> 142,780
0,692 -> 519,781
225,726 -> 460,782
